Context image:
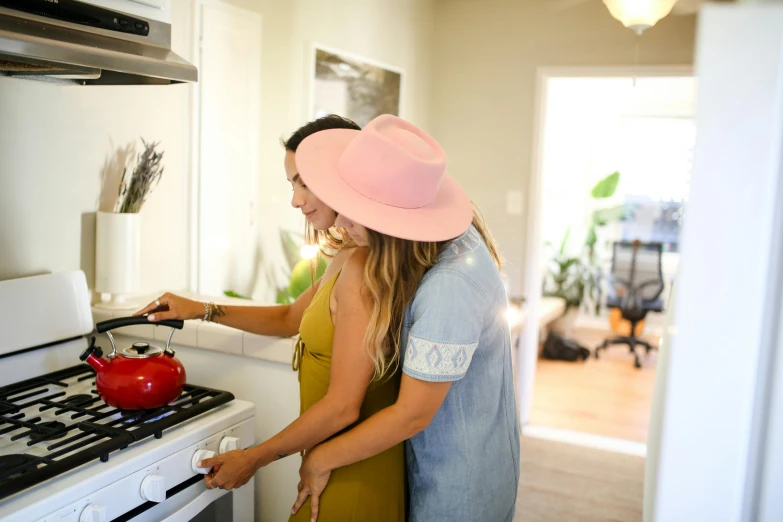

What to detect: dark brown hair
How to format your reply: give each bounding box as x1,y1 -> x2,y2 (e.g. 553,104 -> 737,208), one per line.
282,115 -> 361,257
282,114 -> 360,152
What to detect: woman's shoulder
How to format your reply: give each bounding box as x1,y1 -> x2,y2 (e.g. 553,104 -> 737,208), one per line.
334,247 -> 369,293
341,247 -> 368,276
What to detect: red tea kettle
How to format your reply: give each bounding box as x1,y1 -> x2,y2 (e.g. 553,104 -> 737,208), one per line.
80,316 -> 186,410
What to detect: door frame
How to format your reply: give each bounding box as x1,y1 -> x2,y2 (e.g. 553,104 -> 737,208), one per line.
188,0 -> 262,293
648,6 -> 783,521
519,64 -> 694,427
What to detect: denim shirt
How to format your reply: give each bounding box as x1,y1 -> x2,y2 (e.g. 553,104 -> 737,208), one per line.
401,226 -> 521,522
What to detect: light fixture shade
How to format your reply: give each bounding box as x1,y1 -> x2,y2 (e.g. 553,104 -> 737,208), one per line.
603,0 -> 678,34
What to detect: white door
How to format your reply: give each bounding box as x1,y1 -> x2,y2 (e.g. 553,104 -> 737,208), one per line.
195,1 -> 261,297
647,4 -> 783,522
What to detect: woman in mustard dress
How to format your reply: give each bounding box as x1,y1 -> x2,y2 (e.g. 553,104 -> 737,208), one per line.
290,258 -> 405,522
135,115 -> 405,521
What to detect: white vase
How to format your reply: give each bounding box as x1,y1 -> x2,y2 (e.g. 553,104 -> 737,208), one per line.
94,211 -> 141,310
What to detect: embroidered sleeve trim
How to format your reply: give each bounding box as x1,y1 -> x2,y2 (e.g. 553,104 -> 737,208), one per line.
402,335 -> 479,379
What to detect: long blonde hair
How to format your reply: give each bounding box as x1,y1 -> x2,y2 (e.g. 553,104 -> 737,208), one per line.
363,205 -> 501,380
305,221 -> 349,259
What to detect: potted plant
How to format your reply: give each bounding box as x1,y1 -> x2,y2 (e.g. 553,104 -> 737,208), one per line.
543,171 -> 629,332
224,229 -> 327,304
95,139 -> 164,310
583,171 -> 630,315
542,228 -> 589,333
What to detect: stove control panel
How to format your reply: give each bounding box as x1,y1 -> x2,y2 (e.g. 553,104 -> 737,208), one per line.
34,417 -> 253,522
78,504 -> 106,522
191,449 -> 216,475
219,436 -> 240,453
140,474 -> 167,503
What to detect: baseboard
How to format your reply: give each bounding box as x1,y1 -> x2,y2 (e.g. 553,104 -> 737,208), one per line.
522,424 -> 648,457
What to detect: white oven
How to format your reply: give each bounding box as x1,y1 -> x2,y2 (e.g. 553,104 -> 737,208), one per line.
0,272 -> 255,522
21,404 -> 256,522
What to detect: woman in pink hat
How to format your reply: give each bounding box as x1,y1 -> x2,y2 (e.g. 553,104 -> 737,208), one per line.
136,115 -> 408,522
290,114 -> 520,522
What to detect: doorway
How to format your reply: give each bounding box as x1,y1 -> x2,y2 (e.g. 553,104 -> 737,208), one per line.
191,0 -> 262,297
520,67 -> 695,451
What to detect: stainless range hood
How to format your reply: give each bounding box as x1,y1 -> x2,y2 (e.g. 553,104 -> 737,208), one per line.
0,0 -> 197,85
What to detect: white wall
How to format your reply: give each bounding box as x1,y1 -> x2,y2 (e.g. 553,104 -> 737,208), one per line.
429,0 -> 697,296
650,5 -> 783,521
0,0 -> 205,292
0,0 -> 434,301
0,67 -> 192,291
253,0 -> 435,299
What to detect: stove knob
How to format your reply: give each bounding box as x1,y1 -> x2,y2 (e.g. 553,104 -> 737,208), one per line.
219,436 -> 240,454
80,504 -> 107,522
192,449 -> 216,474
140,474 -> 167,503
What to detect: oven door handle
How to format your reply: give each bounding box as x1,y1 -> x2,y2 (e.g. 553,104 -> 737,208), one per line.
159,486 -> 228,522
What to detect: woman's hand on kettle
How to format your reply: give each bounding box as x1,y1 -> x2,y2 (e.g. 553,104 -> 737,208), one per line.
134,293 -> 203,322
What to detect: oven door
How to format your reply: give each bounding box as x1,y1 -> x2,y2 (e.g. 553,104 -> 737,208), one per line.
113,475 -> 254,522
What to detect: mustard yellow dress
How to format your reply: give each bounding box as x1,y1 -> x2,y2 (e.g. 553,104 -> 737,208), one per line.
290,271 -> 406,522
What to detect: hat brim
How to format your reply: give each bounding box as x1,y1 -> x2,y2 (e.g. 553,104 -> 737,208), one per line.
295,129 -> 473,242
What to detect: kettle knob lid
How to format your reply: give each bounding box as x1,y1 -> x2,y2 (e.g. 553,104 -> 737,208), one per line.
132,342 -> 151,354
119,342 -> 163,358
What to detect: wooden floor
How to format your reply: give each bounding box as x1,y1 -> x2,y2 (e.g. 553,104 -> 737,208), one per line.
514,435 -> 645,522
529,329 -> 658,443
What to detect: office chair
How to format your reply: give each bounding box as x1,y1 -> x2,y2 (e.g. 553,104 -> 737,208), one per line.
595,241 -> 665,368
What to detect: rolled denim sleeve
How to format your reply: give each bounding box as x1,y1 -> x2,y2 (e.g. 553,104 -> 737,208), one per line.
402,269 -> 487,382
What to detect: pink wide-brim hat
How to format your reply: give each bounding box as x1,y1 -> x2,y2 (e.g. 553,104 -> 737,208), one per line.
295,114 -> 473,242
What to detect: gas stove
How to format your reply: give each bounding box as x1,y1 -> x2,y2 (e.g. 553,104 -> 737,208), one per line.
0,365 -> 234,502
0,272 -> 255,522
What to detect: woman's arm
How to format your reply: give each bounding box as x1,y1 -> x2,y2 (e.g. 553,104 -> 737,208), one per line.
200,249 -> 377,488
308,374 -> 449,470
245,249 -> 374,465
289,375 -> 451,520
134,280 -> 322,338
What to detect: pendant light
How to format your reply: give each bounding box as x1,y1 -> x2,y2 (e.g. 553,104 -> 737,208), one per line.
603,0 -> 679,35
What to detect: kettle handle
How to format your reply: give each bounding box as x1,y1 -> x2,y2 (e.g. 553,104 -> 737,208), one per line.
95,316 -> 185,359
95,316 -> 184,333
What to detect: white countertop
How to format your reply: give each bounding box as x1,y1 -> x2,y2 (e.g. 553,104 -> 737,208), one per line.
91,293 -> 568,366
91,292 -> 295,365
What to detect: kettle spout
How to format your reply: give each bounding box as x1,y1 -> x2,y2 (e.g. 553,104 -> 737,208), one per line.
84,353 -> 107,372
79,337 -> 107,371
